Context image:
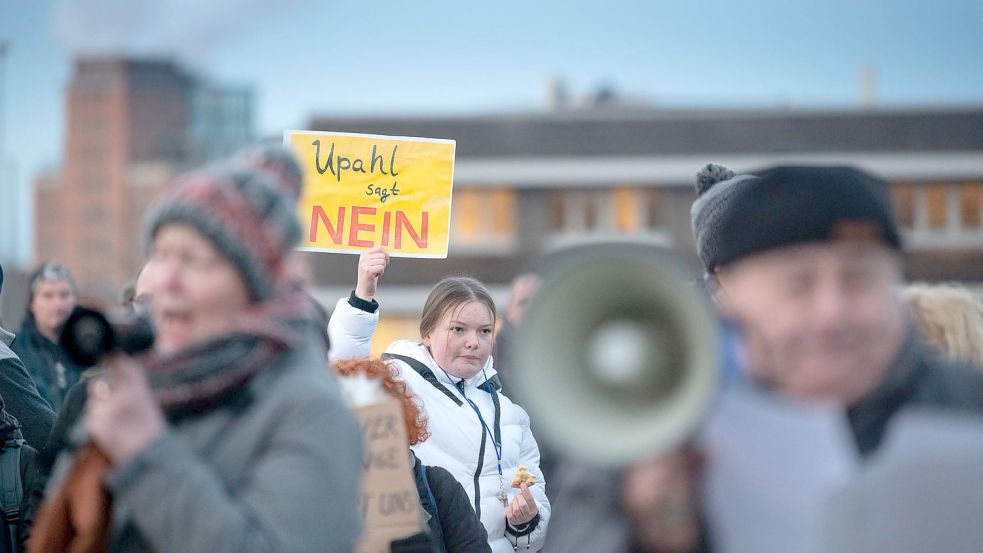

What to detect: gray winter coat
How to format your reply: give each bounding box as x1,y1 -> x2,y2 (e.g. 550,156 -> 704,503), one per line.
103,339 -> 363,553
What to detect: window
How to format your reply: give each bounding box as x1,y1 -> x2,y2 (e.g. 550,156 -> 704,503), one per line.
550,193 -> 565,230
584,195 -> 599,230
451,187 -> 517,247
891,183 -> 916,229
959,183 -> 982,229
550,187 -> 664,236
454,189 -> 482,240
490,189 -> 516,237
926,183 -> 949,229
613,188 -> 641,233
645,189 -> 663,230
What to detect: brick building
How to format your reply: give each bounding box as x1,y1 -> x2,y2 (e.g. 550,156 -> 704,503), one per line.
34,59 -> 252,301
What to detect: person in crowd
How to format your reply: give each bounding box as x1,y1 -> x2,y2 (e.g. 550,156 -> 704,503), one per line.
0,262 -> 56,449
0,386 -> 41,551
0,263 -> 47,549
545,164 -> 983,553
21,257 -> 164,545
335,357 -> 492,553
902,283 -> 983,368
119,261 -> 158,316
490,273 -> 541,399
329,250 -> 551,553
30,147 -> 363,553
12,262 -> 83,411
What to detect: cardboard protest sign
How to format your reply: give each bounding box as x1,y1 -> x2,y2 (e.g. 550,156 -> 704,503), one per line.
284,130 -> 456,258
353,399 -> 424,553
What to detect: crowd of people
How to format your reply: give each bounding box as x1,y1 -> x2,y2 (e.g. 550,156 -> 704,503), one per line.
0,144 -> 979,553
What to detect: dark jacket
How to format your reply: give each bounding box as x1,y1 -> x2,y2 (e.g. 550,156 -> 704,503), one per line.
0,385 -> 42,552
0,326 -> 55,449
13,442 -> 39,551
847,329 -> 983,456
20,376 -> 90,547
411,452 -> 491,553
11,316 -> 82,412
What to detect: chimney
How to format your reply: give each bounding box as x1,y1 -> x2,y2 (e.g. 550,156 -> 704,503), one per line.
861,66 -> 877,108
547,77 -> 568,111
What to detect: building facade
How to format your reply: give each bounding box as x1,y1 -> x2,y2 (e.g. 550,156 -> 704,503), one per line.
306,107 -> 983,353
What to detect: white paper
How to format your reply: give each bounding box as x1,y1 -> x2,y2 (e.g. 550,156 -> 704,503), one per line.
699,385 -> 860,553
820,410 -> 983,553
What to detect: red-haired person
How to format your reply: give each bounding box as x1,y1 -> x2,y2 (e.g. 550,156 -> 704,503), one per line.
335,358 -> 491,553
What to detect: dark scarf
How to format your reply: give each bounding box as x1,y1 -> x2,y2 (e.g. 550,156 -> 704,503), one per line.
143,290 -> 314,419
846,326 -> 925,457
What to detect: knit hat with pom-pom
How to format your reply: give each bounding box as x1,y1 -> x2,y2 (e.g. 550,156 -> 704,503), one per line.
690,163 -> 759,273
144,146 -> 304,303
690,164 -> 902,274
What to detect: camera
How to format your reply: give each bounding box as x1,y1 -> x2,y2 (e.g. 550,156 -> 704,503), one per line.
59,306 -> 155,368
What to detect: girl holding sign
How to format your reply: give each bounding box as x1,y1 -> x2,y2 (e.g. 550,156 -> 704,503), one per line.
329,248 -> 551,553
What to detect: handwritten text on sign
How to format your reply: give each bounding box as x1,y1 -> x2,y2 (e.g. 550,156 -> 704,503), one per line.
284,130 -> 455,258
354,400 -> 422,548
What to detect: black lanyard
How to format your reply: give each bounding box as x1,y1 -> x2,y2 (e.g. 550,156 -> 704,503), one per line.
457,381 -> 503,476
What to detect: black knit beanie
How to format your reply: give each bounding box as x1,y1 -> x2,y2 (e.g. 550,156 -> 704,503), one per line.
691,164 -> 902,273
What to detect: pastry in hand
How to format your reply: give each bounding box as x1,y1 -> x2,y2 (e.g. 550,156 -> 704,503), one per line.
510,465 -> 537,488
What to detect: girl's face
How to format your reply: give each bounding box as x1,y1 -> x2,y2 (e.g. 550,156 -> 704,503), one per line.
423,300 -> 495,379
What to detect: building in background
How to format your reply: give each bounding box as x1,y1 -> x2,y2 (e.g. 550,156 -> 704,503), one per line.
306,106 -> 983,354
33,58 -> 253,302
0,162 -> 27,267
189,83 -> 253,165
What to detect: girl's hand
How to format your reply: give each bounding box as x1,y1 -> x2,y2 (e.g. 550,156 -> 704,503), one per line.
355,247 -> 390,302
506,483 -> 539,526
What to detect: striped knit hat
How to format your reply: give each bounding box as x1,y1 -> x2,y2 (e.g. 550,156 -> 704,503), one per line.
143,146 -> 303,303
235,142 -> 305,200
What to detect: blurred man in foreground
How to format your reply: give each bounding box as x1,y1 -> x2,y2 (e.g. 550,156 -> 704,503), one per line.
545,164 -> 983,553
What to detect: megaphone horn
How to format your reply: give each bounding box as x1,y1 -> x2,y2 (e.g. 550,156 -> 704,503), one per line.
512,243 -> 719,466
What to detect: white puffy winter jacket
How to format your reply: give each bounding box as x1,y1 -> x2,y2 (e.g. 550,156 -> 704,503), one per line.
329,297 -> 551,553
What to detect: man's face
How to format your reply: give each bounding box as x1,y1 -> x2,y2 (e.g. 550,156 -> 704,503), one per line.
30,280 -> 76,338
506,275 -> 541,327
716,242 -> 906,406
131,259 -> 159,316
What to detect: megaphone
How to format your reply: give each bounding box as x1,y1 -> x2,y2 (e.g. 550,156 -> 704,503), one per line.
511,242 -> 720,466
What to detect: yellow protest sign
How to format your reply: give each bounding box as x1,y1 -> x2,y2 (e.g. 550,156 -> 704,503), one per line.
283,130 -> 456,258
